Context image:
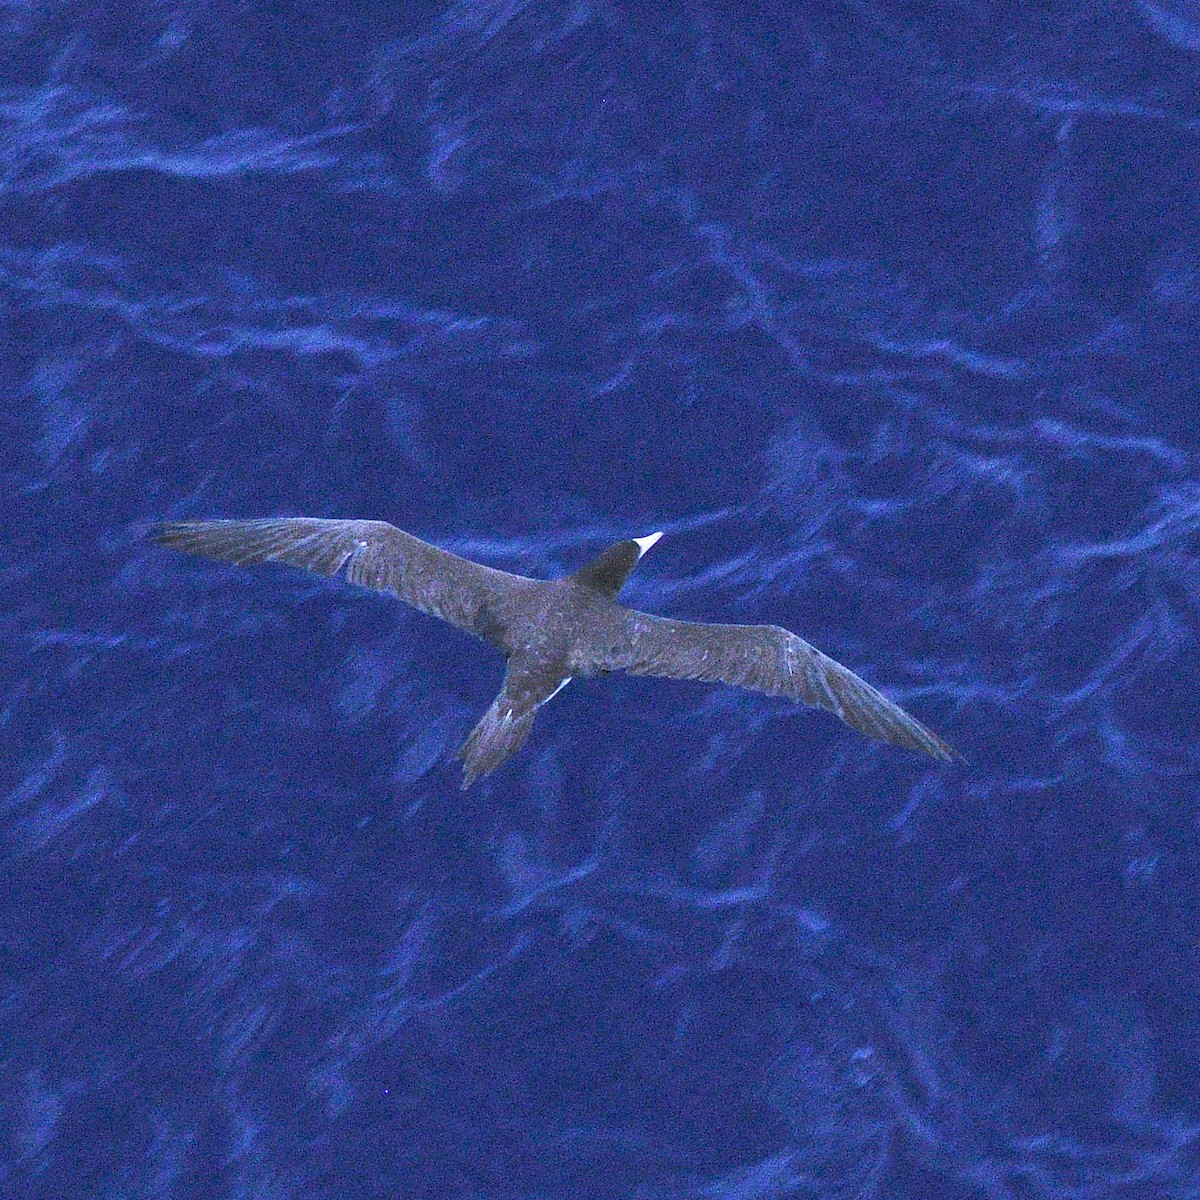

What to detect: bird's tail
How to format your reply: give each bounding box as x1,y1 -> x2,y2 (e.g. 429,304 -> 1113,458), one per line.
458,695 -> 536,789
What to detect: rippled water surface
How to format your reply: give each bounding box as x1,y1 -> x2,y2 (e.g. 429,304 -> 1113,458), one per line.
3,3 -> 1199,1197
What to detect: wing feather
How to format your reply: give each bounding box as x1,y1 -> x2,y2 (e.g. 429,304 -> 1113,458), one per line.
148,517 -> 534,645
614,613 -> 959,762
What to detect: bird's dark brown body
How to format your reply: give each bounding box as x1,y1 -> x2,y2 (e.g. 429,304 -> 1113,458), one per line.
148,518 -> 959,786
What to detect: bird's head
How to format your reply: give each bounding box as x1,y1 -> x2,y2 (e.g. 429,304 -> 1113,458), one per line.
569,530 -> 663,598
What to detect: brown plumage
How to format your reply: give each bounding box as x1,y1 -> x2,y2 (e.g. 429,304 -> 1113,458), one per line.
148,518 -> 960,786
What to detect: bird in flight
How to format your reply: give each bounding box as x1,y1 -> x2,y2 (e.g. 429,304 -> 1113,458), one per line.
148,518 -> 959,787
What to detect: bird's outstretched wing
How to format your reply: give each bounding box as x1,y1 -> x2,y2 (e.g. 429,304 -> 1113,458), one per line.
611,613 -> 959,761
148,518 -> 535,646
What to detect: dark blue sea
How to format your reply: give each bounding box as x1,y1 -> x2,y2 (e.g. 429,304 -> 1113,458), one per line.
4,2 -> 1200,1197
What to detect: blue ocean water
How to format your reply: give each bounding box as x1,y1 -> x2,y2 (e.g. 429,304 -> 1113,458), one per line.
3,1 -> 1199,1196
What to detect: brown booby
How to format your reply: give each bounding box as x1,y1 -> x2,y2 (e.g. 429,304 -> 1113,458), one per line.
148,518 -> 959,786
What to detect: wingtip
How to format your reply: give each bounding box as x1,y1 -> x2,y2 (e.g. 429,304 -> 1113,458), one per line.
145,519 -> 198,547
930,736 -> 964,764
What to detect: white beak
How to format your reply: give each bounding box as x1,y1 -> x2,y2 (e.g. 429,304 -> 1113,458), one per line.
633,531 -> 664,557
